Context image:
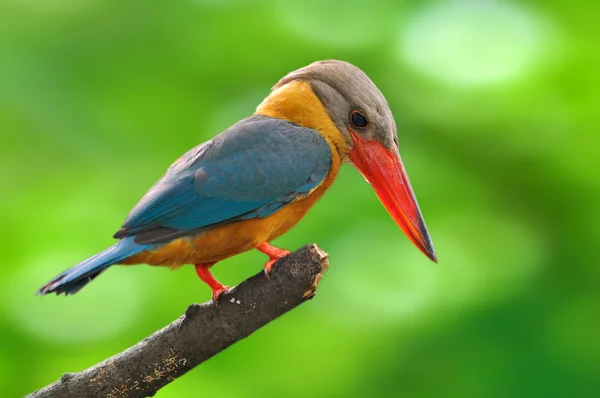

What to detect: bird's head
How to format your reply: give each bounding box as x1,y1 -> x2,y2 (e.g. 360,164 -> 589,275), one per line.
276,60 -> 437,262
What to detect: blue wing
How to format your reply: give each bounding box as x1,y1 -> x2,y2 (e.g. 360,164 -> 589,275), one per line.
114,116 -> 332,244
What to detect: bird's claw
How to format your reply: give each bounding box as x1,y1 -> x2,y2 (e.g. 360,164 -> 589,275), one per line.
211,285 -> 231,307
262,252 -> 290,280
263,259 -> 277,280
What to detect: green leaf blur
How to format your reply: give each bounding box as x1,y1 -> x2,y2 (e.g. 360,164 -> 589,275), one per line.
1,0 -> 598,397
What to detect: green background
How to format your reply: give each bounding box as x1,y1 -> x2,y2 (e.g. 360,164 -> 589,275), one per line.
2,0 -> 598,397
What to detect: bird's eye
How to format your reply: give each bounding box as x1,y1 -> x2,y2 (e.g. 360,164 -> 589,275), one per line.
350,110 -> 368,128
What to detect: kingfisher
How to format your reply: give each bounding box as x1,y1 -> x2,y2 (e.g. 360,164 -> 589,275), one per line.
38,60 -> 437,305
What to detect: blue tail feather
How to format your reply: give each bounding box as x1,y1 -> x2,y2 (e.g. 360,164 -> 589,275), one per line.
37,237 -> 149,296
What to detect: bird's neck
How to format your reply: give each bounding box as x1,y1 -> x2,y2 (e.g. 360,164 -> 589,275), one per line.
255,80 -> 349,157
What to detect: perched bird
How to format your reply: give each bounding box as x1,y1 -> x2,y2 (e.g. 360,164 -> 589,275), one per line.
38,60 -> 436,304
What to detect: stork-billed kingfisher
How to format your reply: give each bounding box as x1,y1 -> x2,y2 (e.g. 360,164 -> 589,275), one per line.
38,60 -> 437,304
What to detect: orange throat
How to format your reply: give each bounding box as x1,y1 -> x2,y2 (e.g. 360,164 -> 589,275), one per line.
255,80 -> 348,158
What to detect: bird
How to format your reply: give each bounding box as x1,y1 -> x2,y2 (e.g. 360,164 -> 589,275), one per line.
37,60 -> 437,305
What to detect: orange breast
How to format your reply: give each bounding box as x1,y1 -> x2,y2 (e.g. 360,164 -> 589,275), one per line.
124,80 -> 346,268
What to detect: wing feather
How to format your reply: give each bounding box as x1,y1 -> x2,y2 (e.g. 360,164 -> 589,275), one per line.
114,116 -> 332,244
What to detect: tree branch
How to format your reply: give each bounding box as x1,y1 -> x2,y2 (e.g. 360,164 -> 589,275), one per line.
28,244 -> 329,398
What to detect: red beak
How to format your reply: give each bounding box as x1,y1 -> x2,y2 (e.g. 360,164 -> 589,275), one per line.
348,131 -> 437,262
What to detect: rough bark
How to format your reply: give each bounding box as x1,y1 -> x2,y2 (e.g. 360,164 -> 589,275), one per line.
29,244 -> 329,398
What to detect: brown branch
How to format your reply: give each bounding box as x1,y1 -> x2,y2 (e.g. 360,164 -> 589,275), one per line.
28,244 -> 329,398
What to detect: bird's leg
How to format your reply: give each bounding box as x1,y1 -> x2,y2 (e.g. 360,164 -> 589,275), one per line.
195,263 -> 230,306
256,242 -> 291,279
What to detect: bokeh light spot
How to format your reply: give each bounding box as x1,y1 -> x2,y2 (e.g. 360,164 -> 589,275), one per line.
319,207 -> 545,329
399,0 -> 549,87
431,212 -> 545,307
319,222 -> 438,327
209,91 -> 266,135
275,0 -> 397,47
5,251 -> 146,344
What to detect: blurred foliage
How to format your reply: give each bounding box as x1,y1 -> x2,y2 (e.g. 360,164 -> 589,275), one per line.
1,0 -> 599,397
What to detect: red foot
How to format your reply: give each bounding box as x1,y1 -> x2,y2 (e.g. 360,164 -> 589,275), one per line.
256,242 -> 291,279
195,263 -> 230,306
210,285 -> 231,306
